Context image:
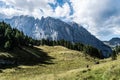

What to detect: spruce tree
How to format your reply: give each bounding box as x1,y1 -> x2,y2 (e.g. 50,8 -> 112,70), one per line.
4,41 -> 11,50
111,50 -> 117,60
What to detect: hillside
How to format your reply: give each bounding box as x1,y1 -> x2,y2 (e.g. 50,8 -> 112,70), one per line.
0,45 -> 119,80
3,16 -> 112,57
0,45 -> 97,80
0,21 -> 116,80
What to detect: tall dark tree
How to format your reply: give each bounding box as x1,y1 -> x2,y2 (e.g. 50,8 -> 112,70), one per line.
111,50 -> 117,60
4,41 -> 11,50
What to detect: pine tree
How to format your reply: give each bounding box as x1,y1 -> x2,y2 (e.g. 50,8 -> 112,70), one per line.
115,46 -> 120,54
4,41 -> 11,50
111,50 -> 117,60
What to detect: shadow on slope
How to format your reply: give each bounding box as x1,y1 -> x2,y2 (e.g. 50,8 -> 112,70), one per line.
0,46 -> 55,69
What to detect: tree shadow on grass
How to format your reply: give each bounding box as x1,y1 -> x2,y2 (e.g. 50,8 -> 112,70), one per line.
0,46 -> 55,69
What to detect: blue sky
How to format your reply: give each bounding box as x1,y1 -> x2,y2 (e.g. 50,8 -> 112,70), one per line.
0,0 -> 120,41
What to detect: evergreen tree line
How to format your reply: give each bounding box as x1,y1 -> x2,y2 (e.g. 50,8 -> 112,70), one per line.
0,21 -> 103,58
115,46 -> 120,54
0,21 -> 33,51
33,39 -> 103,58
111,46 -> 120,60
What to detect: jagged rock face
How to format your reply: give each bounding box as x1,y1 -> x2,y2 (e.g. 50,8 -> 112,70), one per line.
3,15 -> 112,57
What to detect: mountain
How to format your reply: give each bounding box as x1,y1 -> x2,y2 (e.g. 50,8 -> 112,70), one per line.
0,13 -> 7,19
2,15 -> 112,57
104,37 -> 120,47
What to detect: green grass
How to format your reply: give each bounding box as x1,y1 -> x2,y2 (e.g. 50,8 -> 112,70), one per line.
0,45 -> 120,80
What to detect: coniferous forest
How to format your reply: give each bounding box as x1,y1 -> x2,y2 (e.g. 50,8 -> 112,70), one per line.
0,21 -> 33,51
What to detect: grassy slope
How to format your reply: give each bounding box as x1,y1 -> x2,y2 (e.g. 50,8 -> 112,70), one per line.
0,46 -> 120,80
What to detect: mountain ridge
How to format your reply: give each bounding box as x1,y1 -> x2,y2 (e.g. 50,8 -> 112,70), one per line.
104,37 -> 120,47
1,15 -> 112,57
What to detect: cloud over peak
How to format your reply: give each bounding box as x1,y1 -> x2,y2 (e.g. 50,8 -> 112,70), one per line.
0,0 -> 120,40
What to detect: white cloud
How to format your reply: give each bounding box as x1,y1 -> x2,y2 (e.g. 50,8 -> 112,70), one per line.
70,0 -> 109,35
70,0 -> 120,40
55,3 -> 70,18
0,7 -> 22,18
1,0 -> 120,40
0,0 -> 71,18
0,0 -> 55,18
103,16 -> 120,34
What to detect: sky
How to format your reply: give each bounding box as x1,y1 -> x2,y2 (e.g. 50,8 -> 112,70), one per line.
0,0 -> 120,41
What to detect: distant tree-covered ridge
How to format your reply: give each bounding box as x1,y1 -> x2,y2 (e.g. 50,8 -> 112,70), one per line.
0,21 -> 103,58
34,39 -> 103,58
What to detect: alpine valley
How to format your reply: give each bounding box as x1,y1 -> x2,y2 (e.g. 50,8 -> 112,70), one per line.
1,15 -> 112,57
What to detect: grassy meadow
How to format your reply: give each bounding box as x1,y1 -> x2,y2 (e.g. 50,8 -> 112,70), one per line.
0,46 -> 120,80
